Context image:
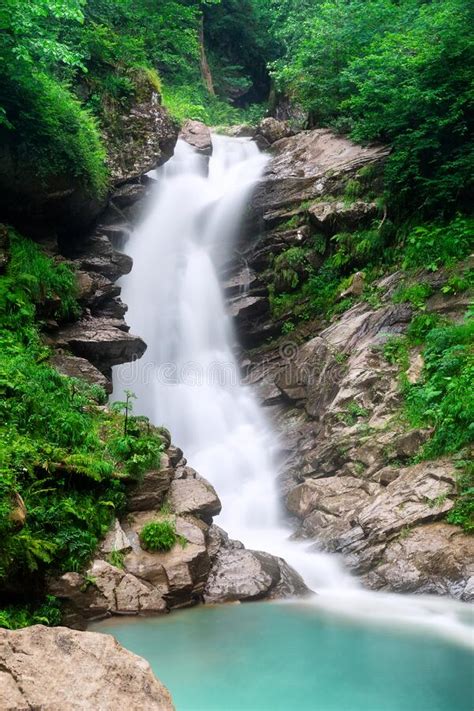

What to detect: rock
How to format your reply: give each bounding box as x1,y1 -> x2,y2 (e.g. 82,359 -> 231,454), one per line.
127,467 -> 175,512
387,429 -> 430,460
105,87 -> 177,185
254,117 -> 293,149
100,519 -> 132,555
287,476 -> 380,549
51,353 -> 112,393
73,234 -> 133,282
49,316 -> 147,372
276,336 -> 344,417
357,460 -> 457,540
221,124 -> 256,138
251,128 -> 390,216
339,271 -> 365,299
8,493 -> 26,529
123,512 -> 211,608
0,625 -> 174,710
88,560 -> 167,614
308,200 -> 378,234
363,523 -> 474,598
179,120 -> 213,156
406,351 -> 424,384
0,143 -> 106,242
203,548 -> 308,603
166,478 -> 222,524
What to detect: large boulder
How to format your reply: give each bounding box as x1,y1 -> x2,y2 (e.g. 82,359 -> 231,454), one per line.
0,625 -> 174,710
308,200 -> 379,234
254,117 -> 293,149
165,477 -> 222,524
203,547 -> 308,603
104,87 -> 177,185
127,467 -> 175,512
363,523 -> 474,599
122,511 -> 211,608
51,353 -> 111,393
356,460 -> 457,540
179,120 -> 213,156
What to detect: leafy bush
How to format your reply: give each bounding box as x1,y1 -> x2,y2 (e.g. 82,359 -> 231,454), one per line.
446,462 -> 474,533
0,596 -> 62,630
393,283 -> 432,310
139,520 -> 179,552
404,319 -> 474,457
1,71 -> 108,196
403,216 -> 473,272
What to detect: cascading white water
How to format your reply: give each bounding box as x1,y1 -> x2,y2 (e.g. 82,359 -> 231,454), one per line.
113,135 -> 473,647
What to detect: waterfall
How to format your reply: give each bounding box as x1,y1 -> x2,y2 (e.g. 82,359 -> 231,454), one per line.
113,135 -> 473,646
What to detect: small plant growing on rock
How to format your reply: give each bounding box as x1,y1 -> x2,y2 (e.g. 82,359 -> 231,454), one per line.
107,550 -> 125,569
139,520 -> 186,552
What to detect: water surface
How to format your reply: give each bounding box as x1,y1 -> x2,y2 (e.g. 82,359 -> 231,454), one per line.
93,602 -> 474,711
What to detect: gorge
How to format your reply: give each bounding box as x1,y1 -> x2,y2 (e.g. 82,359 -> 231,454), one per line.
1,1 -> 473,706
93,129 -> 472,709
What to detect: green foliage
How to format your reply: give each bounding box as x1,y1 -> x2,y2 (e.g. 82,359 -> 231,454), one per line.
402,217 -> 474,272
0,596 -> 62,630
270,0 -> 473,216
393,283 -> 432,310
107,550 -> 125,569
0,230 -> 164,611
162,83 -> 265,126
404,319 -> 474,458
337,401 -> 369,426
446,462 -> 474,533
407,313 -> 443,346
139,520 -> 181,552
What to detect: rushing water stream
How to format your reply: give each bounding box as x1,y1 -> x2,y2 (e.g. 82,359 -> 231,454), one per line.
108,136 -> 473,710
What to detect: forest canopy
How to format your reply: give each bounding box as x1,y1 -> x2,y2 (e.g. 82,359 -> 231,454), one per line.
0,0 -> 472,215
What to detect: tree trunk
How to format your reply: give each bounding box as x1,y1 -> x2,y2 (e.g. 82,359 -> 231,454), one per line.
199,15 -> 215,96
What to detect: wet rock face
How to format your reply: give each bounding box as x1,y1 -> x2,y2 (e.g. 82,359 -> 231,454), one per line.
0,625 -> 174,711
0,90 -> 177,241
240,270 -> 474,598
47,316 -> 146,372
204,548 -> 309,603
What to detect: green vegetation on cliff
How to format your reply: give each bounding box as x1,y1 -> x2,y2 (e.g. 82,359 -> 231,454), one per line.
0,228 -> 164,625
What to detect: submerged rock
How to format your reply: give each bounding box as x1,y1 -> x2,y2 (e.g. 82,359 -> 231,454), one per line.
0,625 -> 174,711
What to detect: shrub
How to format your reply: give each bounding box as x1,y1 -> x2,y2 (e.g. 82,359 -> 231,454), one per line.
403,216 -> 473,271
446,462 -> 474,533
2,71 -> 108,196
139,520 -> 179,552
405,319 -> 474,457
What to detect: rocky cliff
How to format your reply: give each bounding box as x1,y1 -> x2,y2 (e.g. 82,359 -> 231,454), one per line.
0,80 -> 177,243
225,122 -> 473,600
